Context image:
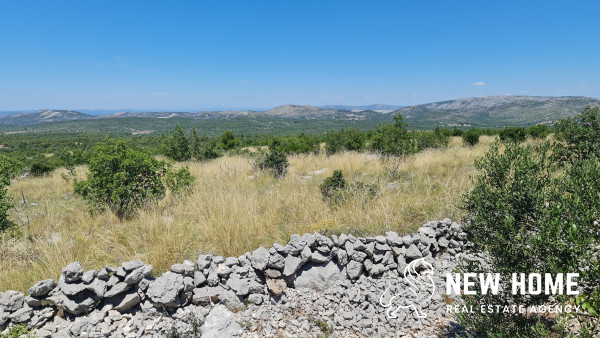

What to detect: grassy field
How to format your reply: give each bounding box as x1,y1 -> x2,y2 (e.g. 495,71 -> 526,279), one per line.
0,136 -> 496,291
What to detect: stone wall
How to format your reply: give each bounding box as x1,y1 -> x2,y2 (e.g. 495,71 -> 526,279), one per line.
0,219 -> 468,336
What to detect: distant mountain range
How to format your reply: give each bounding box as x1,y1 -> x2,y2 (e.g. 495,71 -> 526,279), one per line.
397,96 -> 600,128
1,96 -> 598,129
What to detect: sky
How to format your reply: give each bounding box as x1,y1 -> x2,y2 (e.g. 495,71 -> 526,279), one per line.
0,0 -> 599,111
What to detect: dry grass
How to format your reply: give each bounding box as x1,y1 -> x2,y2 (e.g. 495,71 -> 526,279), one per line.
0,136 -> 496,291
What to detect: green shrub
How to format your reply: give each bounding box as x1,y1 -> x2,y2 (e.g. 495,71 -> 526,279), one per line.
74,139 -> 167,220
0,154 -> 24,179
369,115 -> 414,156
220,130 -> 241,150
411,130 -> 448,151
259,142 -> 289,178
499,126 -> 527,143
459,140 -> 600,335
324,128 -> 366,155
320,170 -> 377,205
29,158 -> 55,176
163,125 -> 191,161
461,128 -> 480,146
553,106 -> 600,162
164,166 -> 195,196
0,171 -> 13,232
1,324 -> 34,338
528,124 -> 550,139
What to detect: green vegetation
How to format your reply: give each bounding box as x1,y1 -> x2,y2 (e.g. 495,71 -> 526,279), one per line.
461,128 -> 480,146
458,107 -> 600,336
319,170 -> 377,205
258,141 -> 289,178
369,115 -> 414,156
73,139 -> 169,220
219,130 -> 241,150
0,165 -> 13,232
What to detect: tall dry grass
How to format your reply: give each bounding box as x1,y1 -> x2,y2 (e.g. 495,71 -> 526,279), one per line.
0,136 -> 496,291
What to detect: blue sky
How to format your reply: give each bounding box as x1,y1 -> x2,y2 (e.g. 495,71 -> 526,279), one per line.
0,0 -> 599,110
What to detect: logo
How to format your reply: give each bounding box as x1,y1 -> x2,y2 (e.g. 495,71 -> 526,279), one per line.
379,258 -> 436,319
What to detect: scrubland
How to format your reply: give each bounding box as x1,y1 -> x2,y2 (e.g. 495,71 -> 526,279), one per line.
0,136 -> 496,291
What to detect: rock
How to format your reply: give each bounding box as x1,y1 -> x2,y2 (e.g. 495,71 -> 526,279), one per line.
194,270 -> 207,286
200,304 -> 243,337
311,252 -> 330,263
337,249 -> 349,265
283,255 -> 303,276
105,289 -> 140,313
29,307 -> 56,328
226,277 -> 249,296
9,305 -> 32,323
0,290 -> 25,312
406,244 -> 423,260
268,252 -> 285,270
264,269 -> 281,279
346,260 -> 363,279
295,261 -> 346,291
300,246 -> 312,263
224,257 -> 238,267
62,262 -> 84,282
250,247 -> 269,271
345,240 -> 354,257
170,263 -> 185,274
124,264 -> 153,285
0,310 -> 8,327
146,272 -> 184,307
218,289 -> 242,310
46,290 -> 97,315
81,270 -> 96,284
266,279 -> 287,296
104,282 -> 131,298
248,281 -> 264,294
122,260 -> 144,271
247,294 -> 263,305
353,240 -> 366,251
193,286 -> 223,305
69,317 -> 90,336
28,279 -> 57,297
197,254 -> 213,270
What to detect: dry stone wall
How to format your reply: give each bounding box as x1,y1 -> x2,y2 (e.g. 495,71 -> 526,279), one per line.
0,219 -> 469,337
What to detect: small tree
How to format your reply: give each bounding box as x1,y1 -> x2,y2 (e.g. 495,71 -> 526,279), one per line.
461,128 -> 480,146
0,170 -> 13,232
528,124 -> 550,139
369,114 -> 414,156
164,166 -> 196,195
74,139 -> 167,220
259,141 -> 289,178
164,125 -> 191,161
320,170 -> 347,200
499,126 -> 527,143
220,130 -> 241,150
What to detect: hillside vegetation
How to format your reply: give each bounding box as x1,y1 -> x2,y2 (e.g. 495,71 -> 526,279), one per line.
0,136 -> 495,291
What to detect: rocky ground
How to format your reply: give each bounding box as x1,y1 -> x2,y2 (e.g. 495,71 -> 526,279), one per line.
1,219 -> 472,337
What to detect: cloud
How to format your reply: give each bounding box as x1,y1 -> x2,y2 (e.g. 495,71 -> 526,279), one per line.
472,81 -> 486,86
333,96 -> 346,100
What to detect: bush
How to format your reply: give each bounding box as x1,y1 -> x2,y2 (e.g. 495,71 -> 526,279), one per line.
164,166 -> 195,196
499,126 -> 527,143
369,115 -> 414,156
461,128 -> 480,146
324,128 -> 366,155
220,130 -> 241,150
74,139 -> 167,220
319,170 -> 377,205
459,139 -> 600,335
553,106 -> 600,162
411,130 -> 448,151
164,125 -> 191,161
259,142 -> 289,178
29,158 -> 55,177
0,171 -> 13,232
528,124 -> 550,139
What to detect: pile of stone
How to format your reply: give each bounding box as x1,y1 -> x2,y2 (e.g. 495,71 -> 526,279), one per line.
0,219 -> 469,337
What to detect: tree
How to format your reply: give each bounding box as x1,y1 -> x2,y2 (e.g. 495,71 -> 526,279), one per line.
0,164 -> 13,232
219,130 -> 241,150
259,142 -> 289,178
553,106 -> 600,162
74,139 -> 167,220
528,124 -> 550,139
461,128 -> 480,146
369,114 -> 414,156
499,126 -> 527,143
319,170 -> 347,200
164,125 -> 191,161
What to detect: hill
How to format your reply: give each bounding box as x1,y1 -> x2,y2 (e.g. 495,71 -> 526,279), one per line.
0,110 -> 93,125
396,95 -> 600,128
319,104 -> 403,112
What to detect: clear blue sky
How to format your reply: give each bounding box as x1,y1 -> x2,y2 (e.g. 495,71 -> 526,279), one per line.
1,0 -> 599,111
